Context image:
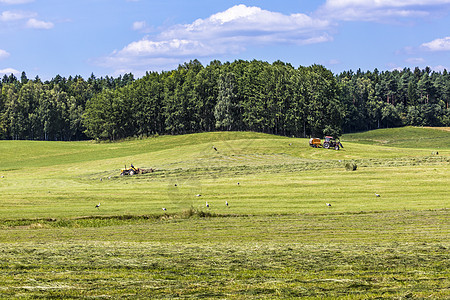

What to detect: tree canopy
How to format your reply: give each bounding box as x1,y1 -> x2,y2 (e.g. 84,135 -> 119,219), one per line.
0,61 -> 449,141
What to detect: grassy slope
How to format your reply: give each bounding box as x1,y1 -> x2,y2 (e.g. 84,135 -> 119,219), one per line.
342,126 -> 450,148
0,127 -> 449,298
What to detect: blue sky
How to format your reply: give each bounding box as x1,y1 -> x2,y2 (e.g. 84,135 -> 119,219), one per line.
1,0 -> 450,79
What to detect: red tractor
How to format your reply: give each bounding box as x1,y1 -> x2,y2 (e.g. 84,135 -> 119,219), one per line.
322,136 -> 343,150
309,136 -> 343,150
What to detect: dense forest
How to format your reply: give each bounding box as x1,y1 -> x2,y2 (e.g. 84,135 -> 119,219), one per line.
1,59 -> 449,141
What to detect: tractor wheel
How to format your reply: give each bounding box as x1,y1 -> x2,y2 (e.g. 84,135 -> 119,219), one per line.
323,142 -> 330,149
335,145 -> 340,150
129,170 -> 135,176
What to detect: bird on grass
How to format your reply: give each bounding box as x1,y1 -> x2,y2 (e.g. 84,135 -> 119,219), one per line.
213,146 -> 217,151
162,207 -> 167,211
206,202 -> 209,208
196,194 -> 201,197
375,193 -> 381,197
226,201 -> 229,207
95,203 -> 100,209
326,203 -> 332,207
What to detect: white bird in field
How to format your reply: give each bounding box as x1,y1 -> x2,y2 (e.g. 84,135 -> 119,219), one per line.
196,194 -> 201,197
326,203 -> 332,207
206,202 -> 209,208
95,203 -> 100,209
162,207 -> 167,211
226,201 -> 228,207
375,193 -> 381,197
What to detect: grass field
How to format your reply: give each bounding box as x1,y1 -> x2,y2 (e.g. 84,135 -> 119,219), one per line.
0,126 -> 449,298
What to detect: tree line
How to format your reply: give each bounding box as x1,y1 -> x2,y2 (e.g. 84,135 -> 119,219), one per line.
1,60 -> 449,141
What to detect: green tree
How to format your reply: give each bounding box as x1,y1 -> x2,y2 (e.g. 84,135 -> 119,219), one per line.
83,89 -> 131,140
214,72 -> 239,131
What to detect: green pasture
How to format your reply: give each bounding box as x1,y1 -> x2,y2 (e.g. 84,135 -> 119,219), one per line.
0,127 -> 449,298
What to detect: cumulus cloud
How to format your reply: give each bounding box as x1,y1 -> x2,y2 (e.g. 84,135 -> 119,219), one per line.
318,0 -> 450,21
421,36 -> 450,51
26,18 -> 53,29
160,5 -> 330,45
0,10 -> 35,22
0,68 -> 19,75
118,39 -> 222,57
0,0 -> 34,4
431,65 -> 447,72
102,4 -> 331,73
0,49 -> 10,59
405,57 -> 425,64
132,21 -> 146,31
0,11 -> 53,30
99,2 -> 450,74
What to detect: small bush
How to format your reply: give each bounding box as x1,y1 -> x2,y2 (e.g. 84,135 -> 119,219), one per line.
181,206 -> 214,218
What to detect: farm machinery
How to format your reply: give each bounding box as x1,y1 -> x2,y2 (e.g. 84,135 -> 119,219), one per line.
309,136 -> 344,150
120,165 -> 140,176
120,164 -> 154,176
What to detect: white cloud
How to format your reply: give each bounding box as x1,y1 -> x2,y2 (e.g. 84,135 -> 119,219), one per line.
101,4 -> 331,73
431,65 -> 447,72
0,0 -> 34,4
132,21 -> 146,31
0,10 -> 35,22
132,20 -> 154,33
161,5 -> 330,44
421,36 -> 450,51
319,0 -> 450,21
325,0 -> 450,8
0,68 -> 19,75
0,49 -> 10,59
119,39 -> 222,57
405,57 -> 425,64
327,59 -> 341,65
26,18 -> 53,29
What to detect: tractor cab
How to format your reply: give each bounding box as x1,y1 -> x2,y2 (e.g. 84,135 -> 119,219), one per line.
323,136 -> 343,150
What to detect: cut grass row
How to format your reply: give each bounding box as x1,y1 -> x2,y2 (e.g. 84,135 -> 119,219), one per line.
1,208 -> 448,298
0,241 -> 448,299
1,209 -> 448,244
0,127 -> 448,298
0,163 -> 448,219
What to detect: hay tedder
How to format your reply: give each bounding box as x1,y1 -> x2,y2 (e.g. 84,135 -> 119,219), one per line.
120,164 -> 154,176
309,136 -> 343,150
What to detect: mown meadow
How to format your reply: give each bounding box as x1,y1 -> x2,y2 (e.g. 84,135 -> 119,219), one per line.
0,127 -> 449,298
